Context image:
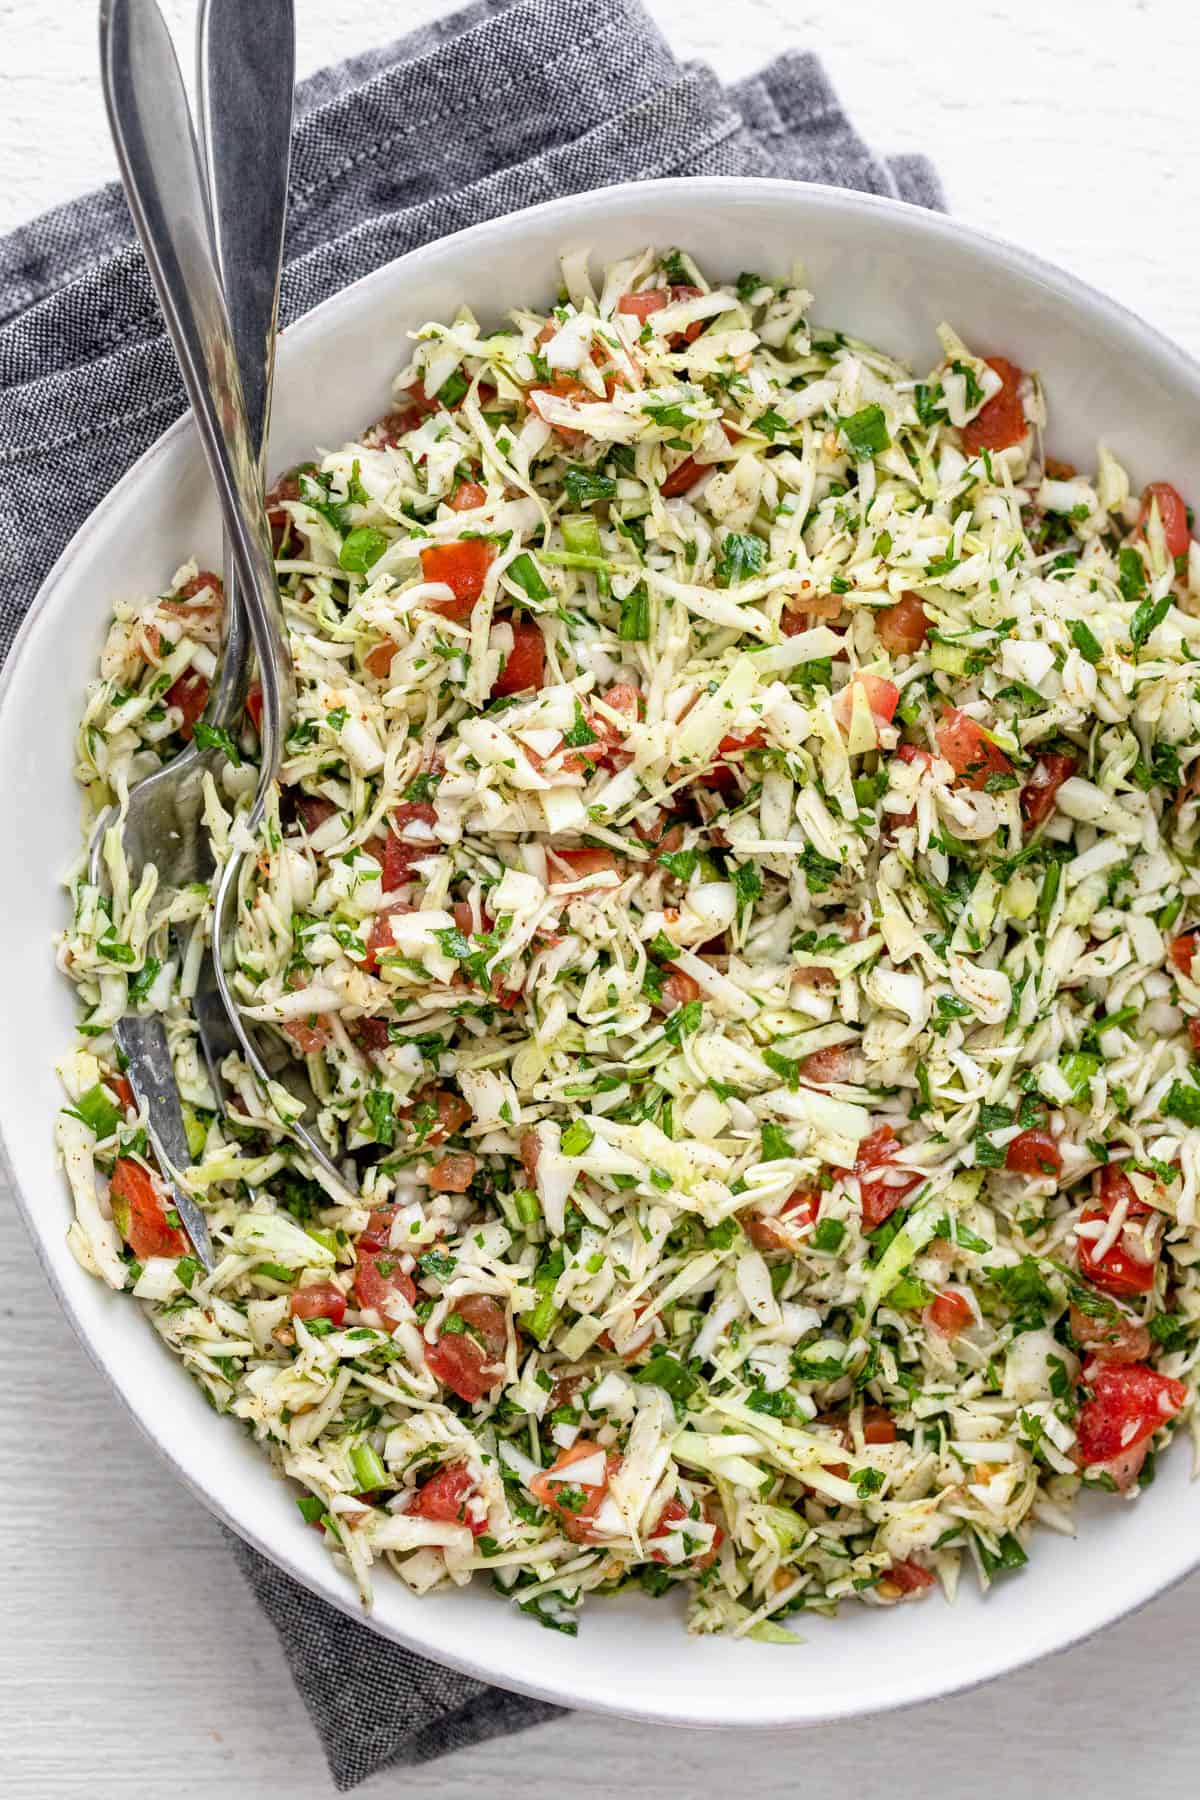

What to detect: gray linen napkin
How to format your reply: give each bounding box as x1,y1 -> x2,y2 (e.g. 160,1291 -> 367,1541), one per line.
0,0 -> 942,1786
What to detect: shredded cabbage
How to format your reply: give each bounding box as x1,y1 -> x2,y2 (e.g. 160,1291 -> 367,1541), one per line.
56,247 -> 1200,1634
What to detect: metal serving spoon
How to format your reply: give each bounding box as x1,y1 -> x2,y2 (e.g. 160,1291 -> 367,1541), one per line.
89,0 -> 296,1270
100,0 -> 344,1192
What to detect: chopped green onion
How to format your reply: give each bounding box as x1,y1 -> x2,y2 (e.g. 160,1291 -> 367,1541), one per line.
351,1444 -> 388,1492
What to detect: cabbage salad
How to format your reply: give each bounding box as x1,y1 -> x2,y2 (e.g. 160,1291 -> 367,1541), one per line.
57,246 -> 1200,1639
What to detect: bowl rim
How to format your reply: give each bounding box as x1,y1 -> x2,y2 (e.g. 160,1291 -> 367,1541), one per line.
7,171 -> 1200,1727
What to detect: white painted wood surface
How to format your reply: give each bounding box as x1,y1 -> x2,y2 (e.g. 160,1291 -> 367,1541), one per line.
3,3 -> 1200,1794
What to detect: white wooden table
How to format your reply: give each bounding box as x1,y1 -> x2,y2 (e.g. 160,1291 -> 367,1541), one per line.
3,3 -> 1199,1794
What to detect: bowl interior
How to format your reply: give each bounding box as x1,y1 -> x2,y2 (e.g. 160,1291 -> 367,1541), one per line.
5,177 -> 1200,1725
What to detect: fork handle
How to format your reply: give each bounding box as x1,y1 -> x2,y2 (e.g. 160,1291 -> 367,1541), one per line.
99,0 -> 294,784
197,0 -> 294,466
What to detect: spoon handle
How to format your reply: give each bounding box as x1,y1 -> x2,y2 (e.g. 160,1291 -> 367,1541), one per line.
99,0 -> 294,784
187,0 -> 295,1102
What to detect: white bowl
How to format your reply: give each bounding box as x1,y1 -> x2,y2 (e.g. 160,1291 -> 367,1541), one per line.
6,176 -> 1200,1728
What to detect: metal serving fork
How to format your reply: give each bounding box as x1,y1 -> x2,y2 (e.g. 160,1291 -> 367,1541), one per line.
99,0 -> 345,1234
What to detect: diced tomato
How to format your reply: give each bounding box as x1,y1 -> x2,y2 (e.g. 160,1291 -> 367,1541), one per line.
405,1086 -> 472,1145
428,1152 -> 476,1192
936,707 -> 1012,791
425,1294 -> 508,1402
799,1043 -> 851,1086
162,571 -> 224,644
1020,752 -> 1076,827
576,682 -> 641,770
548,847 -> 621,885
1004,1128 -> 1062,1181
294,794 -> 338,835
662,455 -> 703,498
352,1016 -> 392,1053
1077,1167 -> 1158,1297
266,466 -> 314,548
657,968 -> 701,1014
283,1017 -> 330,1056
960,356 -> 1026,455
817,1404 -> 896,1479
875,593 -> 929,656
1076,1357 -> 1187,1470
243,684 -> 264,735
358,1205 -> 401,1253
716,727 -> 766,759
370,384 -> 441,447
852,1125 -> 921,1231
1190,1017 -> 1200,1056
1068,1303 -> 1151,1365
530,1439 -> 621,1543
887,1559 -> 936,1595
666,284 -> 706,346
291,1283 -> 346,1325
390,798 -> 440,839
419,539 -> 495,616
520,1131 -> 541,1184
492,617 -> 545,697
352,1245 -> 416,1317
617,290 -> 668,321
784,593 -> 844,629
363,911 -> 396,975
376,802 -> 439,888
165,671 -> 209,739
529,376 -> 597,442
863,1407 -> 898,1445
172,570 -> 221,602
833,672 -> 900,732
747,1188 -> 820,1252
1138,481 -> 1192,561
449,480 -> 488,512
649,1495 -> 724,1570
1170,931 -> 1199,977
365,640 -> 397,679
927,1288 -> 974,1336
408,1461 -> 487,1536
108,1158 -> 187,1260
370,408 -> 420,448
110,1074 -> 136,1113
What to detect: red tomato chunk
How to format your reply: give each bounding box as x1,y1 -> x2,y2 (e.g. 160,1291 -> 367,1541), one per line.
747,1189 -> 820,1252
529,1440 -> 621,1543
852,1125 -> 921,1231
960,356 -> 1026,455
1076,1358 -> 1187,1469
109,1158 -> 187,1260
1139,481 -> 1192,560
291,1283 -> 346,1326
491,618 -> 546,697
875,592 -> 929,655
1004,1128 -> 1062,1181
927,1289 -> 973,1336
165,671 -> 210,739
408,1462 -> 488,1536
936,707 -> 1012,791
352,1246 -> 415,1317
1020,752 -> 1076,827
425,1294 -> 508,1402
419,539 -> 494,617
1077,1167 -> 1158,1297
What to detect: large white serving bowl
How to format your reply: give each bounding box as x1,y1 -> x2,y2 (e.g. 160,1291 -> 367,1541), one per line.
5,176 -> 1200,1727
